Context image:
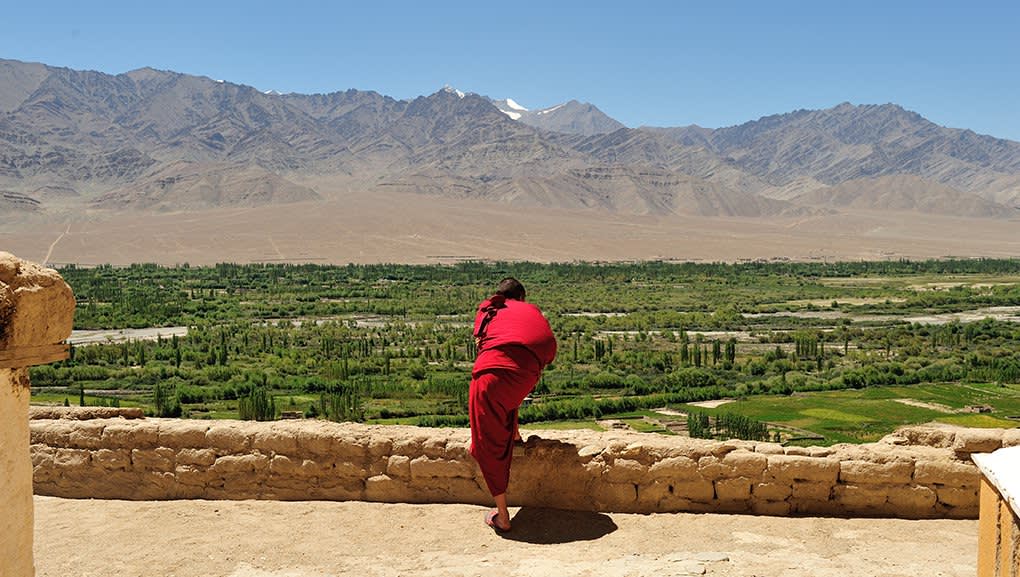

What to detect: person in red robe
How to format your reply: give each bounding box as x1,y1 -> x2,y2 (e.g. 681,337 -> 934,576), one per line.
469,277 -> 557,532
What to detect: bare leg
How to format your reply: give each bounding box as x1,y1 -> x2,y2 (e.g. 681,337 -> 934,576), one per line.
492,494 -> 511,530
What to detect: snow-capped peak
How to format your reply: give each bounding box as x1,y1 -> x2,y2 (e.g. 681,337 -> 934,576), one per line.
443,85 -> 466,98
504,98 -> 528,112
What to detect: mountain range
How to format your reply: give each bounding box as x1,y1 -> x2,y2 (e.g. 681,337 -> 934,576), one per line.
1,58 -> 1018,221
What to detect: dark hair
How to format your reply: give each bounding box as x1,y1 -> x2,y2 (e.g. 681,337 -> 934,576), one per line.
495,277 -> 526,301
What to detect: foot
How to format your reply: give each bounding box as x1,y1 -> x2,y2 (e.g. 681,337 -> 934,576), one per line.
485,509 -> 511,532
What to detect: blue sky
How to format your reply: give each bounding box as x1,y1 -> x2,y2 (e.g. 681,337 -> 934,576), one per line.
2,0 -> 1018,140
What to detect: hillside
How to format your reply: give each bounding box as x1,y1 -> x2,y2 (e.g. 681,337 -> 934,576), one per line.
1,58 -> 1018,242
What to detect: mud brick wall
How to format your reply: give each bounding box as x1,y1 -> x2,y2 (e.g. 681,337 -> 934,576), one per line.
29,416 -> 1020,519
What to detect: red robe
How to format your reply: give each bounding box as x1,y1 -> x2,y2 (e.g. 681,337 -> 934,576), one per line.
469,295 -> 557,496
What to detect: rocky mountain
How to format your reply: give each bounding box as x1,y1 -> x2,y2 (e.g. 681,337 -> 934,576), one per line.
1,58 -> 1018,220
491,98 -> 626,135
650,103 -> 1020,206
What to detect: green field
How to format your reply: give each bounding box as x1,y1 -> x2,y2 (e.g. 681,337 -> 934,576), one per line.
681,383 -> 1020,444
29,259 -> 1020,444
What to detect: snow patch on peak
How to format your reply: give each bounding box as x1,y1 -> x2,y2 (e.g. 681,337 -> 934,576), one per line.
443,85 -> 466,98
504,98 -> 528,111
501,110 -> 522,120
538,103 -> 565,115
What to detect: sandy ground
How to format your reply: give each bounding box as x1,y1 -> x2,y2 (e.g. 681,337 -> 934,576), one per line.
3,191 -> 1020,266
34,496 -> 977,577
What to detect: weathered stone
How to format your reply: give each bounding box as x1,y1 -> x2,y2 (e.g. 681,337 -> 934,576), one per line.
913,459 -> 980,487
158,420 -> 210,449
409,455 -> 475,479
176,448 -> 216,467
67,421 -> 107,449
936,486 -> 979,508
834,484 -> 889,510
131,447 -> 175,471
753,482 -> 792,501
1002,429 -> 1020,448
210,453 -> 268,475
605,458 -> 647,483
54,448 -> 91,468
952,429 -> 1003,456
765,454 -> 839,483
386,455 -> 412,479
206,424 -> 252,453
673,479 -> 716,503
648,456 -> 699,480
93,448 -> 131,471
886,485 -> 937,513
751,499 -> 792,516
102,421 -> 159,449
0,252 -> 75,350
253,425 -> 300,455
791,481 -> 832,502
715,477 -> 753,501
839,459 -> 914,484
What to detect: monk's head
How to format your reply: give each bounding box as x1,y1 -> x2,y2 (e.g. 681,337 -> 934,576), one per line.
495,277 -> 526,301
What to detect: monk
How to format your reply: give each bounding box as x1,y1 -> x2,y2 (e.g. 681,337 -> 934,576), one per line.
469,277 -> 557,532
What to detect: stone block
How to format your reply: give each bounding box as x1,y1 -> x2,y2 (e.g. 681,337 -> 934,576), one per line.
0,252 -> 75,349
886,485 -> 937,513
752,482 -> 792,501
913,459 -> 980,488
673,479 -> 716,503
834,484 -> 889,511
176,448 -> 216,467
174,464 -> 209,487
210,453 -> 268,475
765,454 -> 839,483
67,421 -> 106,449
409,455 -> 475,479
131,447 -> 175,471
54,448 -> 91,468
839,459 -> 914,484
29,420 -> 74,446
206,424 -> 252,453
253,425 -> 299,455
158,420 -> 210,449
715,477 -> 752,501
386,455 -> 411,479
605,458 -> 647,483
93,448 -> 131,471
1002,429 -> 1020,448
647,456 -> 699,481
936,486 -> 978,508
751,499 -> 792,516
365,474 -> 409,502
591,480 -> 638,510
791,481 -> 832,502
952,429 -> 1002,456
102,421 -> 160,449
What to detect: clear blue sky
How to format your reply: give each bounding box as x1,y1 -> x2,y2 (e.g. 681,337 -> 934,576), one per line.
2,0 -> 1018,140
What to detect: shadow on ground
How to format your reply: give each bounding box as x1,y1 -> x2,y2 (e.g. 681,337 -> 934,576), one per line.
499,507 -> 618,544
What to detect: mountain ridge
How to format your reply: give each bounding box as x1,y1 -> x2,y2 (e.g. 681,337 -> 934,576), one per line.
1,58 -> 1018,220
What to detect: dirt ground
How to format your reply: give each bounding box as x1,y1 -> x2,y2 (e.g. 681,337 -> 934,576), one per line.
4,190 -> 1020,266
34,496 -> 977,577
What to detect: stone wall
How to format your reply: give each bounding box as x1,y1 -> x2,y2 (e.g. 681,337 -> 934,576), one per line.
30,414 -> 1020,519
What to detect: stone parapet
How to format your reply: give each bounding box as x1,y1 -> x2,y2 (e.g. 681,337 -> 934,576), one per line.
30,419 -> 996,519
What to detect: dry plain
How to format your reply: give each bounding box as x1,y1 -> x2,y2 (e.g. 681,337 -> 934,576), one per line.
3,188 -> 1020,266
